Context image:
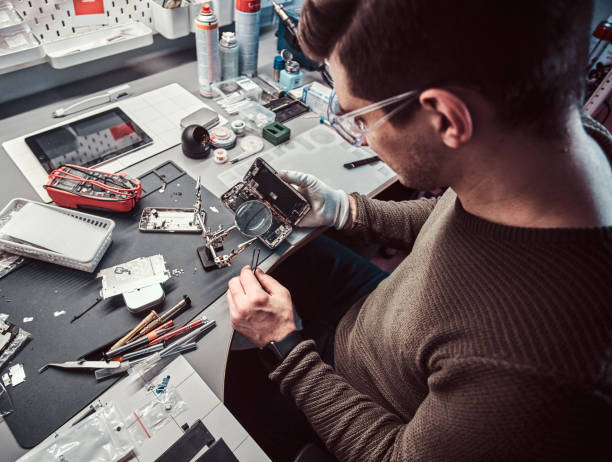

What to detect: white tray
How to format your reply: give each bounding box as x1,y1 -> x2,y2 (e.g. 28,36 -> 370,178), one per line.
0,198 -> 115,272
0,24 -> 43,70
44,21 -> 153,69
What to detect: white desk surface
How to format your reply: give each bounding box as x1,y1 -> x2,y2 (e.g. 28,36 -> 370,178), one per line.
0,29 -> 396,462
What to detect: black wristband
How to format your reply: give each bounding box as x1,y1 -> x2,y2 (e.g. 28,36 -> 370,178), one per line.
258,330 -> 304,371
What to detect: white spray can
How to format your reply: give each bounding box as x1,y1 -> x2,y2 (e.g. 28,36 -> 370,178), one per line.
195,3 -> 221,98
235,0 -> 261,76
219,31 -> 239,81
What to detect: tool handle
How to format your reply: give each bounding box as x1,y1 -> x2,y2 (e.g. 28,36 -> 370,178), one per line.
343,156 -> 380,169
110,310 -> 158,351
150,318 -> 204,346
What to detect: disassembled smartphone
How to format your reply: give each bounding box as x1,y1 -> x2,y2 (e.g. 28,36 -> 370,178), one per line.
220,157 -> 310,249
139,179 -> 206,233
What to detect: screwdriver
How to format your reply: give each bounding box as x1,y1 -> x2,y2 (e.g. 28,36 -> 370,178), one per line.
104,326 -> 173,359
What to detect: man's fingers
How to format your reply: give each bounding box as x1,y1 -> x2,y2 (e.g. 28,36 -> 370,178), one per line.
279,170 -> 314,188
228,276 -> 245,298
255,269 -> 288,296
239,265 -> 266,295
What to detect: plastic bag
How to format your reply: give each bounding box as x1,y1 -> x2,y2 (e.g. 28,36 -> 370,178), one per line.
0,314 -> 32,371
0,381 -> 14,419
17,401 -> 134,462
126,387 -> 187,446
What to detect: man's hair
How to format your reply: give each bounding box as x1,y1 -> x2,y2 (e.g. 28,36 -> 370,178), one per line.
299,0 -> 594,137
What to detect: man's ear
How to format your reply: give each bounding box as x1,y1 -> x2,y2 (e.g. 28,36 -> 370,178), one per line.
419,89 -> 473,149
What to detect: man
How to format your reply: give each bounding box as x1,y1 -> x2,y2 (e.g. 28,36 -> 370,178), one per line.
226,1 -> 612,460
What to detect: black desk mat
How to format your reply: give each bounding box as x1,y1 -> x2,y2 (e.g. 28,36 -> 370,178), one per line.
0,162 -> 280,448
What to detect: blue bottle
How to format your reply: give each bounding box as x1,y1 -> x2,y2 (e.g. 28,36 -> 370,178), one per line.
279,60 -> 303,91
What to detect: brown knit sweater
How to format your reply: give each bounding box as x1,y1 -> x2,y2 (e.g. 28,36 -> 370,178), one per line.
270,118 -> 612,461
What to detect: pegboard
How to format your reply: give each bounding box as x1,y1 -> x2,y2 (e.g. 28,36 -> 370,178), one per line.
11,0 -> 154,43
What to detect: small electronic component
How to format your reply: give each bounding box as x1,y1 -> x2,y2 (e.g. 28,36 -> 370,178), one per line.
262,121 -> 291,146
220,157 -> 310,249
45,164 -> 142,212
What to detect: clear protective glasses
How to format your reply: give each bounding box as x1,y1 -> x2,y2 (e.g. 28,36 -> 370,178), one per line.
326,89 -> 420,146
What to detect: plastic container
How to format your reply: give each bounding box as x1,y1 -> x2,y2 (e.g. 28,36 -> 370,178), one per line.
0,198 -> 115,272
0,23 -> 43,70
44,22 -> 153,69
151,0 -> 192,39
0,2 -> 22,30
302,81 -> 332,116
238,101 -> 276,132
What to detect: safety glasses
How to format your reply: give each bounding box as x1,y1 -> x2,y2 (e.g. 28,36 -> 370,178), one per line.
326,89 -> 420,146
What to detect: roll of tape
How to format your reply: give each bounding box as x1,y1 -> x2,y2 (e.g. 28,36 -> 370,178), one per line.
214,148 -> 228,164
239,135 -> 264,154
231,119 -> 246,135
210,126 -> 237,149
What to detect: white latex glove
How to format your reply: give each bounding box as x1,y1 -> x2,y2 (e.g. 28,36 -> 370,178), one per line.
279,170 -> 350,229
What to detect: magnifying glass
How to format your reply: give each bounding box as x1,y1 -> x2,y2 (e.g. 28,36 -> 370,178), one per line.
234,200 -> 273,237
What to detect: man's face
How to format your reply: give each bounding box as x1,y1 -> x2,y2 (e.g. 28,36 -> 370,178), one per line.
328,53 -> 448,190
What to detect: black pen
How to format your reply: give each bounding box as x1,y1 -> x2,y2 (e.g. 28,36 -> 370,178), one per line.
343,156 -> 381,169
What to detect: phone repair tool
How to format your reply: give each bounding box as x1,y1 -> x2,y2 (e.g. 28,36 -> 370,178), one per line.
272,1 -> 299,50
137,319 -> 175,340
150,316 -> 211,346
39,360 -> 121,373
104,327 -> 173,359
139,296 -> 191,336
251,248 -> 261,273
159,317 -> 216,356
95,343 -> 198,381
115,343 -> 165,362
45,164 -> 142,212
343,156 -> 381,169
109,310 -> 158,351
52,84 -> 131,118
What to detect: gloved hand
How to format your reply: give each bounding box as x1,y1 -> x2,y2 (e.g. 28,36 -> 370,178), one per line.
278,170 -> 350,229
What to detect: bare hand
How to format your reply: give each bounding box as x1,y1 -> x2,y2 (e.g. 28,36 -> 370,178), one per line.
226,266 -> 297,348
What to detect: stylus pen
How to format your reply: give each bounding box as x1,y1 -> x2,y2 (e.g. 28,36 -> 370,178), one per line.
343,156 -> 381,169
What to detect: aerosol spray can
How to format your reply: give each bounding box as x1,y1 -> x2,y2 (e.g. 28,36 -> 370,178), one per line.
219,32 -> 239,81
235,0 -> 261,76
195,3 -> 221,98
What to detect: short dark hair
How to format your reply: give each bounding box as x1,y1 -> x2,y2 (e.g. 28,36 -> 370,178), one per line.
299,0 -> 594,137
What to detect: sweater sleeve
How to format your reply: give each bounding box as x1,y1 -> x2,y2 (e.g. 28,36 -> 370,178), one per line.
347,193 -> 439,251
270,341 -> 607,462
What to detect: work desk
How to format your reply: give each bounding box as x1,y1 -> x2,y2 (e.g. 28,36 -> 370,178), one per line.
0,29 -> 396,461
